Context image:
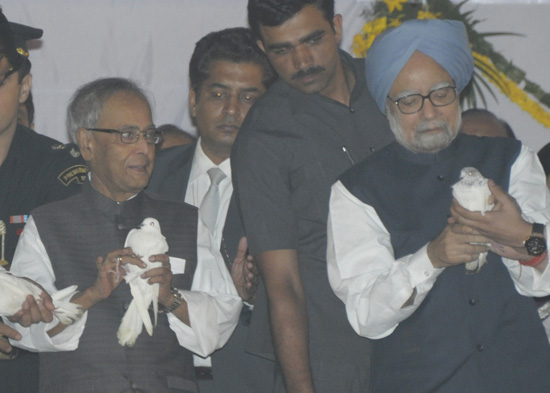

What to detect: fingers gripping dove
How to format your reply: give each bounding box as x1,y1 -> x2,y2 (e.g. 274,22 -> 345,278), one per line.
0,271 -> 83,325
117,218 -> 169,346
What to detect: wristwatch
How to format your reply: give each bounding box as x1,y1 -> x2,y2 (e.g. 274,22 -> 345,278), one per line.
524,223 -> 547,256
159,287 -> 183,314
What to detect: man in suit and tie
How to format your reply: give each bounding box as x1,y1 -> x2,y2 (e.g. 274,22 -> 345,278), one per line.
147,27 -> 277,393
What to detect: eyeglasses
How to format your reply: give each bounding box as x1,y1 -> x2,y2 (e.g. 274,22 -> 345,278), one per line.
388,86 -> 458,115
86,126 -> 163,145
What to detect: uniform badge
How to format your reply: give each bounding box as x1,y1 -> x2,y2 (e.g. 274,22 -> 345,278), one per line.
58,165 -> 88,186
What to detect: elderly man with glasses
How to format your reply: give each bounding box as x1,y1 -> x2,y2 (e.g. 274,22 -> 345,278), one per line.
6,77 -> 241,393
327,19 -> 550,393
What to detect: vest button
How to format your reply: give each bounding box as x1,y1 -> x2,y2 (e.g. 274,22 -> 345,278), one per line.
437,174 -> 445,181
469,298 -> 477,305
117,223 -> 125,230
349,107 -> 355,113
370,147 -> 375,153
477,344 -> 485,351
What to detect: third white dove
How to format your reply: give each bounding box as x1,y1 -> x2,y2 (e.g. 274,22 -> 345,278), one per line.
451,167 -> 494,273
117,217 -> 169,346
0,270 -> 83,325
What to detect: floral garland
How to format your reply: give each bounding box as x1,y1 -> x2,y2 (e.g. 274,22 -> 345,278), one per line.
352,0 -> 550,128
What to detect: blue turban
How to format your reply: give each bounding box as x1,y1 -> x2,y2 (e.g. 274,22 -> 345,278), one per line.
365,19 -> 474,114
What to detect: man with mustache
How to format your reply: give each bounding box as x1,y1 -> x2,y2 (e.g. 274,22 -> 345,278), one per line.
328,19 -> 550,392
148,28 -> 276,393
7,77 -> 242,393
231,1 -> 394,392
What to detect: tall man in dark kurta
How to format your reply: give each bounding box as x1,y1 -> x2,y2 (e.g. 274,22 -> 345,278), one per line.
231,1 -> 393,392
328,19 -> 550,393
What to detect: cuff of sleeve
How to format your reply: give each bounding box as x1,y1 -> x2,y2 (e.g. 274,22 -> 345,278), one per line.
406,244 -> 445,290
532,254 -> 550,290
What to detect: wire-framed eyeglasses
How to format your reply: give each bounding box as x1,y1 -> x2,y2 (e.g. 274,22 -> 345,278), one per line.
388,86 -> 458,115
86,126 -> 163,145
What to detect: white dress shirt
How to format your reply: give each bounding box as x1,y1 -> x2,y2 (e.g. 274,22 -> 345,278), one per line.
5,200 -> 241,358
186,139 -> 234,367
327,145 -> 550,340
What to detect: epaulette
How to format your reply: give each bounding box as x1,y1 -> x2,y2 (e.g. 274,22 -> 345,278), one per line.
51,143 -> 82,158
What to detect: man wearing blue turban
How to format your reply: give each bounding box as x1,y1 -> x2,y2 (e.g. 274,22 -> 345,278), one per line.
327,19 -> 550,392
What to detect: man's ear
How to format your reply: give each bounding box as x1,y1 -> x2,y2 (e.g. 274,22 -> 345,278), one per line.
332,14 -> 343,45
189,88 -> 198,118
18,73 -> 32,104
76,128 -> 94,161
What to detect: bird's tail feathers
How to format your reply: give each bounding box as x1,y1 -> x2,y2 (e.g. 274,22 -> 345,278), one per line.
117,301 -> 143,346
129,283 -> 154,336
51,285 -> 84,325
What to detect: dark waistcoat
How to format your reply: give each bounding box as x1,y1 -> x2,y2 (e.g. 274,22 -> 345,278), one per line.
32,182 -> 199,393
340,135 -> 550,393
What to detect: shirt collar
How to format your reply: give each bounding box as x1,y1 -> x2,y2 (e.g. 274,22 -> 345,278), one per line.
189,137 -> 232,183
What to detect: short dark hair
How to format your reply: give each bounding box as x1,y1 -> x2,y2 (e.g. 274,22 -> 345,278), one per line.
189,27 -> 276,96
247,0 -> 335,41
462,108 -> 516,139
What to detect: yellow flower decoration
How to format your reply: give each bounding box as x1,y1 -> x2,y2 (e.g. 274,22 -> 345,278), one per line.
417,11 -> 440,20
383,0 -> 408,13
388,17 -> 402,28
352,17 -> 388,57
473,52 -> 550,127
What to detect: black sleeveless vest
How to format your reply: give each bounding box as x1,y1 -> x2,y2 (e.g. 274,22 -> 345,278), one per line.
32,182 -> 199,393
340,135 -> 550,393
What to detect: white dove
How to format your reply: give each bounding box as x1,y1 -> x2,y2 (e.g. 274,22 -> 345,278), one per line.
117,217 -> 169,347
451,167 -> 494,273
0,271 -> 83,325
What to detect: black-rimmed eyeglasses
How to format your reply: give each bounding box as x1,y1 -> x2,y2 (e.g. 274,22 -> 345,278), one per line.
388,86 -> 458,115
86,126 -> 163,145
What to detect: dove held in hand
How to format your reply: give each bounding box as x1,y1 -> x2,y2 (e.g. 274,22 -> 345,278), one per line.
117,217 -> 169,346
452,167 -> 494,273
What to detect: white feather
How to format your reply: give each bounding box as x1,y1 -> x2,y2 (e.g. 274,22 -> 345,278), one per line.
452,167 -> 493,273
0,271 -> 83,325
117,218 -> 169,347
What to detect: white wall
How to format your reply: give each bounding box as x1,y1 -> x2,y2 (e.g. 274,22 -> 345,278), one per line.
3,0 -> 550,150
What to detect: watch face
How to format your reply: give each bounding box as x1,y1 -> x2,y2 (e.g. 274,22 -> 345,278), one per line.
526,236 -> 547,256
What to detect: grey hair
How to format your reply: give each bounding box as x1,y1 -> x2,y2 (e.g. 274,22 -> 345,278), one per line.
66,77 -> 150,143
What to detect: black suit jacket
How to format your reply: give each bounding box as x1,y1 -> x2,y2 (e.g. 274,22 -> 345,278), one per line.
147,143 -> 275,393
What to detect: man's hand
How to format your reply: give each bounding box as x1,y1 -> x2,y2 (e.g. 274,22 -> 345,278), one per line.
230,237 -> 259,303
450,180 -> 532,248
141,253 -> 173,307
72,248 -> 146,311
90,248 -> 145,302
0,322 -> 21,354
427,223 -> 490,268
9,287 -> 55,327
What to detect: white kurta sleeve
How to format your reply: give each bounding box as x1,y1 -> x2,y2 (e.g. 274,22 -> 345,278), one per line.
4,216 -> 88,352
502,145 -> 550,295
327,181 -> 444,339
167,219 -> 241,357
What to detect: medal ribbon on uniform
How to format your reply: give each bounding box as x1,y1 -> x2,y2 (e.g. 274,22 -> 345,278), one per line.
0,220 -> 7,266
